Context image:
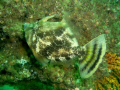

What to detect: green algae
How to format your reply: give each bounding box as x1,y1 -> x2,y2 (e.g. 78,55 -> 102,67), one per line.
0,85 -> 18,90
0,80 -> 58,90
15,80 -> 58,90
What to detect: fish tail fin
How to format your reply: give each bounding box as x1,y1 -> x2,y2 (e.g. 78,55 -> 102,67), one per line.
79,34 -> 106,78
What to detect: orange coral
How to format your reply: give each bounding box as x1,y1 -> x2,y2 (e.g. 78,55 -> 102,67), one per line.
105,53 -> 120,70
94,53 -> 120,90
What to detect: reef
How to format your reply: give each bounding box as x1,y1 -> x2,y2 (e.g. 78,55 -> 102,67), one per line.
94,53 -> 120,90
0,0 -> 120,90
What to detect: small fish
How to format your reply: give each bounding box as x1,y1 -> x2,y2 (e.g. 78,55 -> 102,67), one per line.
23,15 -> 106,78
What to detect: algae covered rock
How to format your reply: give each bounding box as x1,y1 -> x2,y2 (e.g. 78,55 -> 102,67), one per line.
1,0 -> 119,89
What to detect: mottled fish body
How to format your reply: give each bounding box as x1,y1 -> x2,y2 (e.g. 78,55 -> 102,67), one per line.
24,15 -> 83,65
24,15 -> 106,78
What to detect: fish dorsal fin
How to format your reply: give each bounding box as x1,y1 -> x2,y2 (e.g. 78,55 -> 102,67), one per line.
62,12 -> 81,42
79,34 -> 106,78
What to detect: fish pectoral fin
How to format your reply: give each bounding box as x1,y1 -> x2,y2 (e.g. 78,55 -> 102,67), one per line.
79,34 -> 106,78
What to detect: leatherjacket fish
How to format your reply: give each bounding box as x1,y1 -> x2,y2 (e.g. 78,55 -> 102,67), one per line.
23,15 -> 106,78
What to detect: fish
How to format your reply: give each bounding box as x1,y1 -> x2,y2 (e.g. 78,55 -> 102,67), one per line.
79,34 -> 106,78
23,15 -> 106,78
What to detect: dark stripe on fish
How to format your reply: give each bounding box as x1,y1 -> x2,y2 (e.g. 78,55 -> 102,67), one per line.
36,27 -> 64,38
57,54 -> 72,61
41,40 -> 64,56
54,28 -> 64,36
37,32 -> 44,38
81,44 -> 97,71
65,56 -> 71,60
79,46 -> 90,64
41,45 -> 55,56
55,58 -> 61,61
88,46 -> 102,73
